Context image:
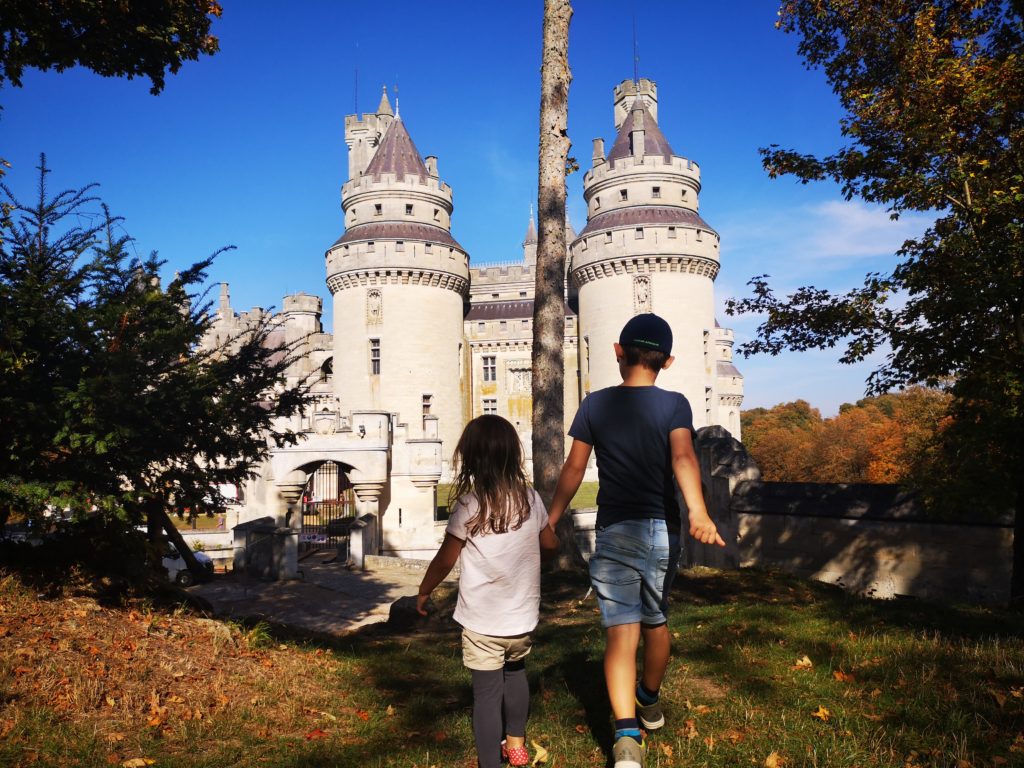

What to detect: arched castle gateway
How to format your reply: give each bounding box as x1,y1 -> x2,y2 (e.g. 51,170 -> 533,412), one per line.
206,79 -> 743,574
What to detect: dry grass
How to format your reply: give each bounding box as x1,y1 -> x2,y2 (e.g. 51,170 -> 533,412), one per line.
2,566 -> 1023,767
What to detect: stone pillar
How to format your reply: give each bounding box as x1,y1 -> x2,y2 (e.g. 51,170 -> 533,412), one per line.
274,469 -> 307,579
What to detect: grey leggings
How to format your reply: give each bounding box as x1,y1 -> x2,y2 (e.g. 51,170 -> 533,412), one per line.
471,660 -> 529,768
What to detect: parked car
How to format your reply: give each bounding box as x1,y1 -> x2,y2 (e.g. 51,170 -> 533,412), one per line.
163,544 -> 214,587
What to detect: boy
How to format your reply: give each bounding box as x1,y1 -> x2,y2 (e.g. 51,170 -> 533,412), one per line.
547,313 -> 725,768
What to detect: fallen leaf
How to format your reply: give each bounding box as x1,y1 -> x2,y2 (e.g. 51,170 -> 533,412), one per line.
356,709 -> 370,722
703,735 -> 715,751
432,731 -> 446,743
765,751 -> 786,768
723,729 -> 745,744
121,760 -> 156,768
693,704 -> 712,714
660,743 -> 674,758
386,705 -> 396,716
166,695 -> 184,704
574,724 -> 587,734
792,655 -> 813,670
811,706 -> 831,722
956,760 -> 972,768
992,757 -> 1008,765
531,740 -> 549,765
105,695 -> 117,707
833,670 -> 855,683
863,712 -> 883,722
991,690 -> 1007,708
106,732 -> 125,743
146,717 -> 162,728
1011,687 -> 1023,699
304,728 -> 329,740
682,719 -> 699,740
870,688 -> 882,698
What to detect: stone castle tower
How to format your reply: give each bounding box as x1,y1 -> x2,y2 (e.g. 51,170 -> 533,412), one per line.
569,79 -> 743,434
327,88 -> 470,460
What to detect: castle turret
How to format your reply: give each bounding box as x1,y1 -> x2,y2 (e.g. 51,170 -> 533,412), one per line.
523,208 -> 537,266
569,79 -> 742,430
326,108 -> 470,462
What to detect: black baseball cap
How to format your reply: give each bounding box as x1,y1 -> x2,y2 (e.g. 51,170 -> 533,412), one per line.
619,313 -> 673,355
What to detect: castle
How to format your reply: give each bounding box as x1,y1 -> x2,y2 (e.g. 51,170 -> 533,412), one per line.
208,78 -> 743,570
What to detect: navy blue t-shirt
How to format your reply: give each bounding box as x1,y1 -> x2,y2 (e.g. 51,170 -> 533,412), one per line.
568,385 -> 694,533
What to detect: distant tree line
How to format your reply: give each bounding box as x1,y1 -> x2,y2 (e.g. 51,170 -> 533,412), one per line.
741,387 -> 1011,520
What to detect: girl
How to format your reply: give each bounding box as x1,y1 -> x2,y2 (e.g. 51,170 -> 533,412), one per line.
417,415 -> 558,768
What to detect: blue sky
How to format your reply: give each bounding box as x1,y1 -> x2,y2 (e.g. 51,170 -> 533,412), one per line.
0,1 -> 930,416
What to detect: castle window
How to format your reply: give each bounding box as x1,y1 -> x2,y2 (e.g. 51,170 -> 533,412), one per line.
635,227 -> 644,240
433,208 -> 441,221
681,189 -> 688,200
425,242 -> 433,253
522,319 -> 529,328
605,232 -> 613,243
500,320 -> 507,332
566,317 -> 575,328
367,241 -> 375,251
668,226 -> 677,239
696,229 -> 703,242
422,394 -> 432,416
582,238 -> 588,251
483,355 -> 497,382
370,338 -> 381,375
619,189 -> 628,201
405,204 -> 413,216
477,321 -> 485,332
595,196 -> 601,210
652,186 -> 661,198
482,398 -> 498,415
519,291 -> 527,298
344,245 -> 350,255
374,204 -> 382,216
396,241 -> 405,251
492,293 -> 499,299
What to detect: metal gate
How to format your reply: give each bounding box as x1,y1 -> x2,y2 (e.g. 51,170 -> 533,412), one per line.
299,462 -> 355,557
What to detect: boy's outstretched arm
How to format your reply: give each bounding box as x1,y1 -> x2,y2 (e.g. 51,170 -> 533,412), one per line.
416,533 -> 465,615
670,428 -> 726,547
547,438 -> 593,528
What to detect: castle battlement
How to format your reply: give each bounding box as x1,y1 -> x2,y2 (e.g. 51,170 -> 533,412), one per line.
282,293 -> 322,314
469,264 -> 534,283
585,153 -> 700,184
342,174 -> 453,198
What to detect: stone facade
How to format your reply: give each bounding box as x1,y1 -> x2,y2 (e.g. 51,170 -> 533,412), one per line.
206,79 -> 743,571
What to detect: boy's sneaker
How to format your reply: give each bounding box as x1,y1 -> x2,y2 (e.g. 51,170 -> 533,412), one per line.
635,697 -> 665,730
612,734 -> 646,768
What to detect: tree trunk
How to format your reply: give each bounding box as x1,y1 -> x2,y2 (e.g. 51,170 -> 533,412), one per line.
155,502 -> 212,585
532,0 -> 581,570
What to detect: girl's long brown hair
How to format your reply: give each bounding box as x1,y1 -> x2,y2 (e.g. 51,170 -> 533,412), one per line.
449,415 -> 532,536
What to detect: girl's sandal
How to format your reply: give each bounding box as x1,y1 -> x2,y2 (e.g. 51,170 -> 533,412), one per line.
501,741 -> 530,767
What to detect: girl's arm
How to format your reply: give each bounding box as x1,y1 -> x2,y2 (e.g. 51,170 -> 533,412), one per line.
547,438 -> 593,528
416,533 -> 466,615
539,521 -> 559,561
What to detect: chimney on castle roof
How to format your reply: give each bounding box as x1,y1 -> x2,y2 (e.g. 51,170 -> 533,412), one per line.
592,137 -> 606,167
425,155 -> 438,177
630,102 -> 645,159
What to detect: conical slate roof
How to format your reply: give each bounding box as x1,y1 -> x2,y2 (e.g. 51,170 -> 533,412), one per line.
606,97 -> 675,166
364,117 -> 429,181
523,214 -> 537,245
376,86 -> 393,116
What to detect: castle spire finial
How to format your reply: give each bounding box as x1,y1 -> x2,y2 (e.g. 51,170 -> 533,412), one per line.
394,81 -> 400,119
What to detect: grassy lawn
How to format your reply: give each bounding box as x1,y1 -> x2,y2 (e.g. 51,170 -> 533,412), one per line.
2,568 -> 1023,767
438,482 -> 599,516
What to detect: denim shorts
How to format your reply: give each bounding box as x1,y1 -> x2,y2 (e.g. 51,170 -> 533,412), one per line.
588,518 -> 681,628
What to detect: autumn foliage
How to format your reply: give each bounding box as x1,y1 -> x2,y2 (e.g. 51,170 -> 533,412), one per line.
742,387 -> 952,485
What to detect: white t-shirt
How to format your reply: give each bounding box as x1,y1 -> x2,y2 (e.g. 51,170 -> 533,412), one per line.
446,488 -> 548,637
